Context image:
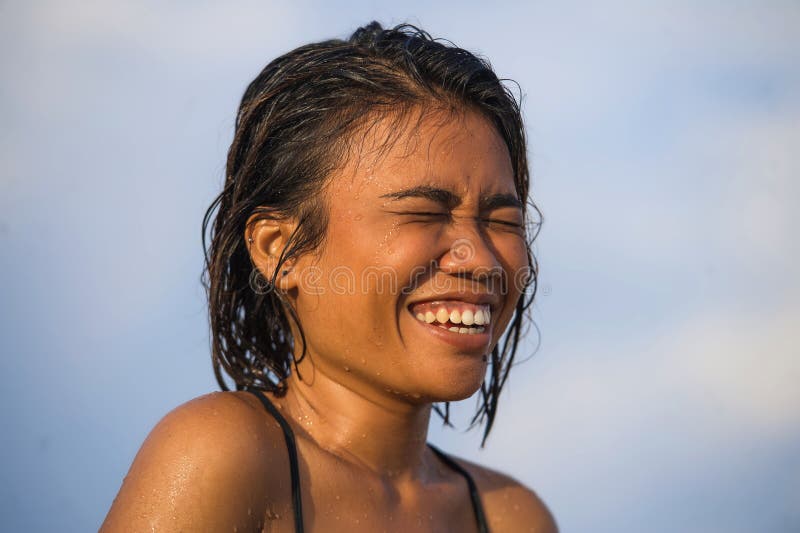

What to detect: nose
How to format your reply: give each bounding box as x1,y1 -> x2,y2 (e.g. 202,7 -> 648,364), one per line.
438,222 -> 503,284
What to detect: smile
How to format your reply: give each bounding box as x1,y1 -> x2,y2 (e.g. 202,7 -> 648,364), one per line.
409,300 -> 492,349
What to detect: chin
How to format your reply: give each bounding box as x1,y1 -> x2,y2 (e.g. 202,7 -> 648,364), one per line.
410,359 -> 488,403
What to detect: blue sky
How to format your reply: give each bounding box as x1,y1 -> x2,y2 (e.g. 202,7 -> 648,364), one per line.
1,1 -> 799,531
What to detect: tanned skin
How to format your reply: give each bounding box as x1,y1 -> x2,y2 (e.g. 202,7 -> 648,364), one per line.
102,109 -> 558,533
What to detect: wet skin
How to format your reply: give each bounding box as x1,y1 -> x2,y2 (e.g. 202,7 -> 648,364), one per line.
101,109 -> 557,532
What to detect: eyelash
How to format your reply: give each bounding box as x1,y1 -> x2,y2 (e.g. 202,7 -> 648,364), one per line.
404,211 -> 449,219
403,212 -> 524,229
487,219 -> 525,229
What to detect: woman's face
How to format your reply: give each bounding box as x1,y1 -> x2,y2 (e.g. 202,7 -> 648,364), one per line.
287,108 -> 529,403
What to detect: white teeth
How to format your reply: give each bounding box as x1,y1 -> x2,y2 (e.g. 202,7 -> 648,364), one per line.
444,325 -> 486,335
416,309 -> 486,335
413,304 -> 491,332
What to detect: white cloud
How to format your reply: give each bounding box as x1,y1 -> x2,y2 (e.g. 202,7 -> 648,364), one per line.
534,305 -> 800,443
470,304 -> 800,530
701,111 -> 800,271
668,308 -> 800,434
20,1 -> 306,59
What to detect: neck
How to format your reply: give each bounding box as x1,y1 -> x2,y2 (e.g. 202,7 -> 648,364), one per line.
280,361 -> 433,480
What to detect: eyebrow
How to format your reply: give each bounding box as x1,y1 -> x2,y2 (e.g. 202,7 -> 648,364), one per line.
379,185 -> 461,209
479,193 -> 524,211
380,185 -> 523,212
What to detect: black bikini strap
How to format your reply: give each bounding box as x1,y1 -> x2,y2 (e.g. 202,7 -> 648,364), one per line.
246,389 -> 486,533
428,443 -> 490,533
246,389 -> 305,533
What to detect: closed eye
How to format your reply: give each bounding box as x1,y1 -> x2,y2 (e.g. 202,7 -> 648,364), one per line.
391,211 -> 523,230
483,218 -> 525,230
396,211 -> 451,219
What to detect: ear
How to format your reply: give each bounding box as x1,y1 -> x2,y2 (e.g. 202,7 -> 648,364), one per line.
245,214 -> 300,292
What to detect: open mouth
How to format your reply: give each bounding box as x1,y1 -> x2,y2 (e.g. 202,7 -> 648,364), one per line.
408,300 -> 492,347
417,317 -> 486,335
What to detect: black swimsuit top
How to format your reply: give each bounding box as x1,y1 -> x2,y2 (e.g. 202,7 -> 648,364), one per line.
247,389 -> 490,533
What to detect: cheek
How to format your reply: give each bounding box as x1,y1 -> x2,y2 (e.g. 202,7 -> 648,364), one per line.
492,235 -> 530,330
295,224 -> 407,337
493,234 -> 529,282
381,230 -> 445,295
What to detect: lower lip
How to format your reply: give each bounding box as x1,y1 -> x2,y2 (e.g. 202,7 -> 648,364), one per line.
408,311 -> 492,352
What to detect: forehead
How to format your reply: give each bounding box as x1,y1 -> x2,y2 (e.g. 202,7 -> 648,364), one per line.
330,107 -> 516,198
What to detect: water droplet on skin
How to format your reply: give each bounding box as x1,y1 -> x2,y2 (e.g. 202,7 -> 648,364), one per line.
344,366 -> 350,372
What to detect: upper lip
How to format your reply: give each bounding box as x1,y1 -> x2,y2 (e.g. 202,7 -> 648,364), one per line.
406,292 -> 500,310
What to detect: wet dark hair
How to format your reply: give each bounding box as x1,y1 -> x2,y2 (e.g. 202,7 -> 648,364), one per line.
202,21 -> 540,445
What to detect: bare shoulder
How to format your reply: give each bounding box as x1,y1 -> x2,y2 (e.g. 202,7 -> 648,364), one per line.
454,455 -> 558,533
101,391 -> 287,532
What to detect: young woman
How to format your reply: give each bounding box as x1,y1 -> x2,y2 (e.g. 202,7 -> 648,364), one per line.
102,22 -> 556,532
